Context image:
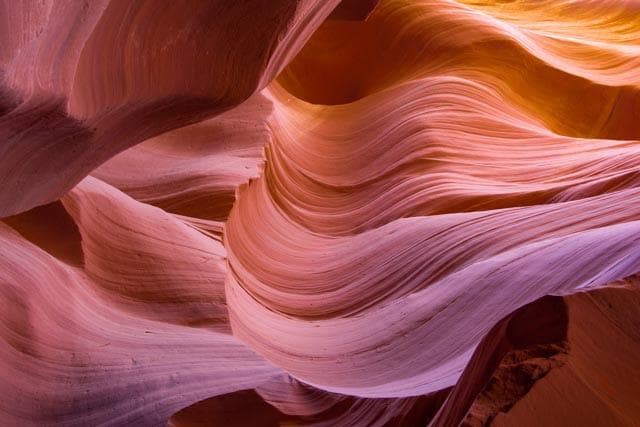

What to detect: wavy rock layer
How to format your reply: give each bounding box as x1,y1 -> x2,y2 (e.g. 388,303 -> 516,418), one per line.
1,0 -> 640,426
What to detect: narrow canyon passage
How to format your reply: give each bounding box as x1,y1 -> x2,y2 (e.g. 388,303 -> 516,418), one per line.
1,1 -> 639,426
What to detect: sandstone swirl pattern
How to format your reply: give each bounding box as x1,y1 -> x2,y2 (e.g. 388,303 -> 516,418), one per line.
1,1 -> 640,426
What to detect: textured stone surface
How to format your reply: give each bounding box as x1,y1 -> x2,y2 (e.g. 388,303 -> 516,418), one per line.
1,1 -> 640,425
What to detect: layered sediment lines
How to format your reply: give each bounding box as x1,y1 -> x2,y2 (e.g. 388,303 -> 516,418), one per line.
1,0 -> 640,425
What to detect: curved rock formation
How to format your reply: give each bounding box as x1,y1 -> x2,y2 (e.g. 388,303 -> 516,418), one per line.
1,0 -> 640,425
0,0 -> 341,217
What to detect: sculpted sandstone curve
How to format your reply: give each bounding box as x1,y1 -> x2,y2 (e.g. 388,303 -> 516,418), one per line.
1,1 -> 640,426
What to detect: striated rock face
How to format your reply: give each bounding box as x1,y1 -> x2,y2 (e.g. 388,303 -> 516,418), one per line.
1,0 -> 640,425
